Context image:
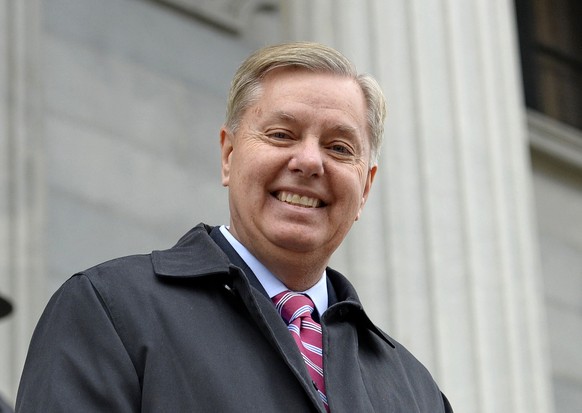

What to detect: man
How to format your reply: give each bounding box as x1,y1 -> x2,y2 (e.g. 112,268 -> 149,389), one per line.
16,42 -> 453,412
1,293 -> 14,413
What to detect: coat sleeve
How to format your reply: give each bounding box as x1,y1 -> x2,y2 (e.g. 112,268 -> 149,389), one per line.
16,274 -> 141,413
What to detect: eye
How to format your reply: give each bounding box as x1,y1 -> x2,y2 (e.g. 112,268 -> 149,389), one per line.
268,131 -> 292,140
330,143 -> 354,156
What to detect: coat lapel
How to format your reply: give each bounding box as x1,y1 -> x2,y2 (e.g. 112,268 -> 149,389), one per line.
231,273 -> 325,411
210,226 -> 325,411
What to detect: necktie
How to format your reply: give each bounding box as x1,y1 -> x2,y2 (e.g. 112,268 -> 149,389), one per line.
272,291 -> 328,411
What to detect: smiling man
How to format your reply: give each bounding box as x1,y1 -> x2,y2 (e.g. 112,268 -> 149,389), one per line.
16,42 -> 453,412
221,66 -> 375,292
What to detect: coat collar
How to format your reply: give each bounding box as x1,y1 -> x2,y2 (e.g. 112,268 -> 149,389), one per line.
151,223 -> 232,278
153,224 -> 326,411
151,223 -> 394,348
325,269 -> 395,348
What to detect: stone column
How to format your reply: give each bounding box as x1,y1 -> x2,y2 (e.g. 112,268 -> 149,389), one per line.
0,0 -> 45,402
282,1 -> 554,412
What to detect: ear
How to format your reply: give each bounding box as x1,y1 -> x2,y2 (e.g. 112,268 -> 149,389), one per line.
355,165 -> 377,221
220,126 -> 234,187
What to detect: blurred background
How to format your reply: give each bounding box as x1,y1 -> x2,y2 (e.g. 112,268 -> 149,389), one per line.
1,0 -> 581,412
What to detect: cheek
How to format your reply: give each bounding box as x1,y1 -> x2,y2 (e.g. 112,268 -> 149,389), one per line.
231,156 -> 268,195
332,179 -> 364,212
342,167 -> 369,197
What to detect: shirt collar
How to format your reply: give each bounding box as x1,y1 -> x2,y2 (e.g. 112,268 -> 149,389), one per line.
219,225 -> 328,315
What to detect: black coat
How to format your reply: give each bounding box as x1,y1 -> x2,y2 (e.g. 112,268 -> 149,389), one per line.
17,224 -> 453,412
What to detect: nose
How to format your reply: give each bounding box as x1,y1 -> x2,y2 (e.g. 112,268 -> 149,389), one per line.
288,137 -> 324,177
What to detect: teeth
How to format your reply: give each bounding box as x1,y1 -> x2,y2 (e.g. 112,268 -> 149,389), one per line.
276,191 -> 321,208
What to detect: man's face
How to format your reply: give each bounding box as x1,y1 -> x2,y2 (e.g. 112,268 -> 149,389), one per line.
220,68 -> 376,267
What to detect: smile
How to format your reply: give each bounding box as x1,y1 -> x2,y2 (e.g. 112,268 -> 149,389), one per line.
274,191 -> 324,208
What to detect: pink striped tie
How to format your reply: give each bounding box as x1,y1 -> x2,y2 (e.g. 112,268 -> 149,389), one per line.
273,291 -> 328,411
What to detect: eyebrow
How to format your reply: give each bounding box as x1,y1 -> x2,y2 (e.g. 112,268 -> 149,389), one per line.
330,124 -> 359,137
269,110 -> 298,123
268,111 -> 360,136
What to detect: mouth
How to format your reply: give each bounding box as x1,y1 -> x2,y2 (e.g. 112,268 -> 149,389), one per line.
273,191 -> 325,208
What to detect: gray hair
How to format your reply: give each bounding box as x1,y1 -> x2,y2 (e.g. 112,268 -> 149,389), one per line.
225,42 -> 387,165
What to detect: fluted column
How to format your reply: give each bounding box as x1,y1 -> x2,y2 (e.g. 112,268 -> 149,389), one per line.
0,0 -> 45,403
282,1 -> 553,412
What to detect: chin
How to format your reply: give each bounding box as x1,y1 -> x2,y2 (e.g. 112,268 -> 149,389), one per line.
268,231 -> 326,254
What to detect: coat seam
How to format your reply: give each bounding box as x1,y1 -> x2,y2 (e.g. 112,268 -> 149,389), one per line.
81,273 -> 143,391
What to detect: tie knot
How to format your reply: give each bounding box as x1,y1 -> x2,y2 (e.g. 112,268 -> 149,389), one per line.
272,291 -> 315,324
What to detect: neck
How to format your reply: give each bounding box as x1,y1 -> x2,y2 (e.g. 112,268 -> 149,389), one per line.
263,254 -> 327,291
245,242 -> 329,291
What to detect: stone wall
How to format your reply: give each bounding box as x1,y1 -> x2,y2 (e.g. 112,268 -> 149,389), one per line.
530,112 -> 582,413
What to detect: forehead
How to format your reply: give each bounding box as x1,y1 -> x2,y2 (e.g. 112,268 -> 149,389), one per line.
252,68 -> 368,129
261,67 -> 363,101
